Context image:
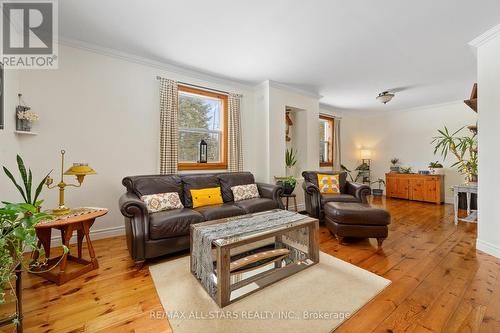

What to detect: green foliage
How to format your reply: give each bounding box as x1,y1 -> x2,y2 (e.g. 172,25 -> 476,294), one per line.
428,161 -> 444,168
3,155 -> 51,206
0,203 -> 48,304
282,176 -> 297,187
400,167 -> 413,174
178,94 -> 220,163
390,158 -> 399,166
285,148 -> 298,168
431,126 -> 477,180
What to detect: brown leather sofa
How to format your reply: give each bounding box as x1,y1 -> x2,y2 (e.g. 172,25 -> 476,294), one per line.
119,172 -> 283,267
302,170 -> 371,220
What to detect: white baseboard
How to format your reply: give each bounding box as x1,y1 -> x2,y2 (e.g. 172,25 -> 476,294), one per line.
50,225 -> 125,248
476,239 -> 500,259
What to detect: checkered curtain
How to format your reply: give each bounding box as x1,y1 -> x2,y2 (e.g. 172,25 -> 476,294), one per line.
159,78 -> 179,174
228,93 -> 243,172
333,118 -> 341,170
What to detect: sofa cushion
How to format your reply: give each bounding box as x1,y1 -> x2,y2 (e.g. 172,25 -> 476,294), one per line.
190,187 -> 224,208
234,198 -> 278,214
317,174 -> 341,194
324,202 -> 391,226
194,203 -> 245,220
181,174 -> 221,208
126,175 -> 183,199
141,192 -> 184,213
321,193 -> 359,204
217,172 -> 255,202
149,208 -> 205,240
232,184 -> 260,202
302,171 -> 347,193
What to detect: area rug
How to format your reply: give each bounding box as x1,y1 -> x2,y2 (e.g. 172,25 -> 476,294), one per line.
149,252 -> 390,333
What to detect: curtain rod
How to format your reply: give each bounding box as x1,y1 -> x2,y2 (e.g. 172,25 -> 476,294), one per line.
156,76 -> 229,95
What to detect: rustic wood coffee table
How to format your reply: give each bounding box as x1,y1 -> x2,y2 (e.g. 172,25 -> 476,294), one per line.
190,210 -> 319,307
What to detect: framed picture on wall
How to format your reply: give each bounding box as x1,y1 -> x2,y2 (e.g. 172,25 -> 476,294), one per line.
0,63 -> 3,130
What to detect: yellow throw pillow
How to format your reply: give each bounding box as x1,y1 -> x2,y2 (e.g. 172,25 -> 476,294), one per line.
190,187 -> 224,208
317,174 -> 341,194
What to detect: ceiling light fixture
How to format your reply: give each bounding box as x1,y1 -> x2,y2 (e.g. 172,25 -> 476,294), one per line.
376,91 -> 395,104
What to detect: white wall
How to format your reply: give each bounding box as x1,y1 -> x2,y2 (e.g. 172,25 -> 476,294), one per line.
319,105 -> 363,173
356,102 -> 477,203
0,69 -> 21,192
0,44 -> 255,237
476,28 -> 500,259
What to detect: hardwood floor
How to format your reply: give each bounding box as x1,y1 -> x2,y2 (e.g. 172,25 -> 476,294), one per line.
12,197 -> 500,332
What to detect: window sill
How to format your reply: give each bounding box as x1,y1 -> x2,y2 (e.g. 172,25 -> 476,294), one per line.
178,163 -> 228,171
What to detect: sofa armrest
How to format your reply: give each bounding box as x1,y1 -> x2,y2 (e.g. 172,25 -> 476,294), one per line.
302,181 -> 321,218
256,182 -> 284,209
119,192 -> 149,262
346,181 -> 371,204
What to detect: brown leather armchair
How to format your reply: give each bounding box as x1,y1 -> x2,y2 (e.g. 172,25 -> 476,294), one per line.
302,170 -> 371,219
119,172 -> 283,267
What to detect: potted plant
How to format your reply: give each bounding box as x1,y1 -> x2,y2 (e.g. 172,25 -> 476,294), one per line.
276,176 -> 297,195
428,161 -> 444,175
431,126 -> 478,183
285,148 -> 298,176
390,158 -> 400,173
370,179 -> 385,196
3,155 -> 51,207
16,108 -> 39,132
399,167 -> 413,174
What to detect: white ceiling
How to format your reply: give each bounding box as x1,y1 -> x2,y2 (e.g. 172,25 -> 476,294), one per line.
59,0 -> 500,111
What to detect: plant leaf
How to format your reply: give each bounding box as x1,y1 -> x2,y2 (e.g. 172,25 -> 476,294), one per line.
2,166 -> 27,202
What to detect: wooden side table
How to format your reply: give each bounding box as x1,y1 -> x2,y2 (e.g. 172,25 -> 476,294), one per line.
31,209 -> 108,285
280,193 -> 298,212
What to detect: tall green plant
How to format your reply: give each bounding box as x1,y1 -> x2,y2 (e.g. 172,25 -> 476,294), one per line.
3,155 -> 51,206
0,203 -> 49,304
285,148 -> 298,168
431,126 -> 478,181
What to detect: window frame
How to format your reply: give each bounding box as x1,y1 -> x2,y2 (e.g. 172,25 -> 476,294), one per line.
319,115 -> 334,167
177,85 -> 228,171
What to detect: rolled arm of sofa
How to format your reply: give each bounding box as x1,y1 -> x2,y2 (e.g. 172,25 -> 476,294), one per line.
256,182 -> 284,209
119,192 -> 149,261
302,181 -> 321,218
346,181 -> 371,204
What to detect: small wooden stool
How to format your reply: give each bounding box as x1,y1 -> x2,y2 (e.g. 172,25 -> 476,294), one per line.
31,209 -> 107,285
280,193 -> 298,212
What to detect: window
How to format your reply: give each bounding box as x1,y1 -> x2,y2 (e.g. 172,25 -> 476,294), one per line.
319,115 -> 334,166
177,85 -> 228,170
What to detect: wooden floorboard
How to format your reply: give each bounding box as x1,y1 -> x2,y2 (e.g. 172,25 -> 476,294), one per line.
7,197 -> 499,332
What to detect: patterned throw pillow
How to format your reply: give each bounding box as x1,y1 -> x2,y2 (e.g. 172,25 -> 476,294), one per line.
317,174 -> 341,194
231,184 -> 260,202
141,192 -> 184,213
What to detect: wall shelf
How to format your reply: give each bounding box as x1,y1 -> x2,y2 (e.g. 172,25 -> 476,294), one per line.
14,130 -> 38,135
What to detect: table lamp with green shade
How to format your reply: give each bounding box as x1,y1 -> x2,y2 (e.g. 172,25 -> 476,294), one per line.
46,150 -> 96,215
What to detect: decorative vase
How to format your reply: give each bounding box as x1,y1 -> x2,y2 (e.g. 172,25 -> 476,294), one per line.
16,118 -> 31,131
430,168 -> 444,175
467,174 -> 478,184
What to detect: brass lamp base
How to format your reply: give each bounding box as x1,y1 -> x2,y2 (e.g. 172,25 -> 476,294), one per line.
51,206 -> 72,216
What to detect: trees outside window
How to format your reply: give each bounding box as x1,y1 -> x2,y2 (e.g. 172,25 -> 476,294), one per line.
177,86 -> 228,170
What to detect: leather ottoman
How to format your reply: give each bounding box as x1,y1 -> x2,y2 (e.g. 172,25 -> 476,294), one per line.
324,202 -> 391,248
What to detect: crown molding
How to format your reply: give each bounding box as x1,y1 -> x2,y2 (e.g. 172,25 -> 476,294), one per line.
267,80 -> 322,99
57,37 -> 256,92
469,23 -> 500,48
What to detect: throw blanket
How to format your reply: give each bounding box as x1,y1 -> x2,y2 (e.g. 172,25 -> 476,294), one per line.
191,209 -> 309,298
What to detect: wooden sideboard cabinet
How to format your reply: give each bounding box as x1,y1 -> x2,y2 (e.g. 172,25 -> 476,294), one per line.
385,173 -> 444,204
